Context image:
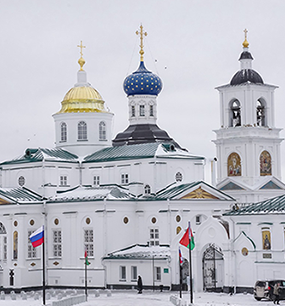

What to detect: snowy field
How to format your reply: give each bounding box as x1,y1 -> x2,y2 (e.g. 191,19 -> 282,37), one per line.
0,290 -> 278,306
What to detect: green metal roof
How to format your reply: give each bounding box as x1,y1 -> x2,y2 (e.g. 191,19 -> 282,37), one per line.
225,194 -> 285,216
84,142 -> 160,163
141,181 -> 235,200
0,187 -> 43,204
1,148 -> 78,165
84,142 -> 204,163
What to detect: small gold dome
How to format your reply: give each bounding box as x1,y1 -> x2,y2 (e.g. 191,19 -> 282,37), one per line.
243,38 -> 249,48
58,85 -> 107,113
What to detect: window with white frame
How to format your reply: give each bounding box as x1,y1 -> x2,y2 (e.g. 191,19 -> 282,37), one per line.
27,230 -> 37,258
150,105 -> 154,117
78,121 -> 87,140
145,185 -> 151,194
150,228 -> 159,246
120,266 -> 126,281
84,229 -> 94,257
61,122 -> 67,142
60,175 -> 68,186
131,266 -> 137,281
131,105 -> 135,117
139,105 -> 145,116
121,173 -> 129,184
93,175 -> 100,186
155,266 -> 161,281
53,230 -> 62,257
99,121 -> 106,141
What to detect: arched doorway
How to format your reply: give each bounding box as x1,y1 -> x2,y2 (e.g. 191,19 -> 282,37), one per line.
202,244 -> 224,292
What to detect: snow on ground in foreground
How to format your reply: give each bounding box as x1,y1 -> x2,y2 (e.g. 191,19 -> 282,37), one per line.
0,290 -> 278,306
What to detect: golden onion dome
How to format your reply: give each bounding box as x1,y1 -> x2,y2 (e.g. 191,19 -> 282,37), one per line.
58,85 -> 107,113
57,41 -> 109,114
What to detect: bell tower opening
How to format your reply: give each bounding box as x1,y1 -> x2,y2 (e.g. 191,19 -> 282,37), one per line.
229,100 -> 241,127
256,99 -> 266,126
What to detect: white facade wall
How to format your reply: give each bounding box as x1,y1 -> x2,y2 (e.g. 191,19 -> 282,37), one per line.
53,112 -> 114,156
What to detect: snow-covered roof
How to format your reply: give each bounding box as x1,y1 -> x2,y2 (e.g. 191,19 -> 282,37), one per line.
84,142 -> 204,163
224,194 -> 285,216
50,185 -> 134,202
0,148 -> 78,165
140,181 -> 235,201
0,187 -> 43,204
103,244 -> 171,260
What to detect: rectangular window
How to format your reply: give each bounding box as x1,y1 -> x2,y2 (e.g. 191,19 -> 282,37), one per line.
139,105 -> 145,116
131,105 -> 135,117
155,267 -> 161,281
53,230 -> 62,257
196,215 -> 201,225
120,266 -> 126,281
150,228 -> 159,246
93,176 -> 100,186
84,229 -> 94,257
150,105 -> 154,117
60,176 -> 67,186
27,230 -> 37,258
3,236 -> 7,261
131,266 -> 137,281
121,174 -> 129,184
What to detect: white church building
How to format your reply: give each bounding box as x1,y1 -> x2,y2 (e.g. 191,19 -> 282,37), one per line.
0,28 -> 284,293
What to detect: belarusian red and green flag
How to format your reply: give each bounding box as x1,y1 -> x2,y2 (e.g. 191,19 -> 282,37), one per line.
179,224 -> 195,250
84,249 -> 90,266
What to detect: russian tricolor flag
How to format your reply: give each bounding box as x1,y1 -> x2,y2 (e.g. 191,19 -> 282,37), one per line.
29,226 -> 44,248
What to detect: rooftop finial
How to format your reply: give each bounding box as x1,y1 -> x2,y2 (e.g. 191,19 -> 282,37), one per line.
136,24 -> 147,62
77,41 -> 86,71
243,29 -> 249,48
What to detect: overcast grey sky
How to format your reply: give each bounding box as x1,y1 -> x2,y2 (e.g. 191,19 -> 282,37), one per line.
1,0 -> 285,181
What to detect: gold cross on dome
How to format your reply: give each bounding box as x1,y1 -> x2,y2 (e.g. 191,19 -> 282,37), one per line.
136,25 -> 147,62
77,41 -> 86,58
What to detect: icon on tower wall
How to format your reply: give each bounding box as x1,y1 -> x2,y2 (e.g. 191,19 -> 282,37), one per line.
227,153 -> 241,177
260,150 -> 272,176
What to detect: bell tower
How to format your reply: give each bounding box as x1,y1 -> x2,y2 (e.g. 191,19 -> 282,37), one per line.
213,30 -> 284,202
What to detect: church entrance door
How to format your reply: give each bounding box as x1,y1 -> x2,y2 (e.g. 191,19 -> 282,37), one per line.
202,244 -> 224,291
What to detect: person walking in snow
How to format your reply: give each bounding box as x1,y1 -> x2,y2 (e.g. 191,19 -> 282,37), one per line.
137,275 -> 143,294
273,282 -> 281,304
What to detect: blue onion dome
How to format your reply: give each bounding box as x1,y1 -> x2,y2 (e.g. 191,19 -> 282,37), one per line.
123,61 -> 163,96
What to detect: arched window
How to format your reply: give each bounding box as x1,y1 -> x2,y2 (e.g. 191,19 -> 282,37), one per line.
175,172 -> 183,182
13,231 -> 18,260
61,122 -> 67,142
176,226 -> 181,234
99,121 -> 106,141
139,105 -> 145,117
257,99 -> 266,126
78,121 -> 87,140
229,100 -> 241,127
228,152 -> 241,176
150,105 -> 154,117
260,150 -> 272,176
0,223 -> 7,261
131,105 -> 135,117
144,185 -> 151,194
262,228 -> 271,250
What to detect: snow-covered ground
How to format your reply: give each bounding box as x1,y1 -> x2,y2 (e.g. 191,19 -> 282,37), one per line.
0,290 -> 278,306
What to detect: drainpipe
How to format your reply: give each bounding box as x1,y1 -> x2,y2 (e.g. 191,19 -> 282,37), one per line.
229,216 -> 236,294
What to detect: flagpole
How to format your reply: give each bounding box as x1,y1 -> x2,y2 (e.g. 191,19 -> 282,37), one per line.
188,221 -> 193,304
179,249 -> 182,299
42,231 -> 46,305
85,261 -> 87,301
